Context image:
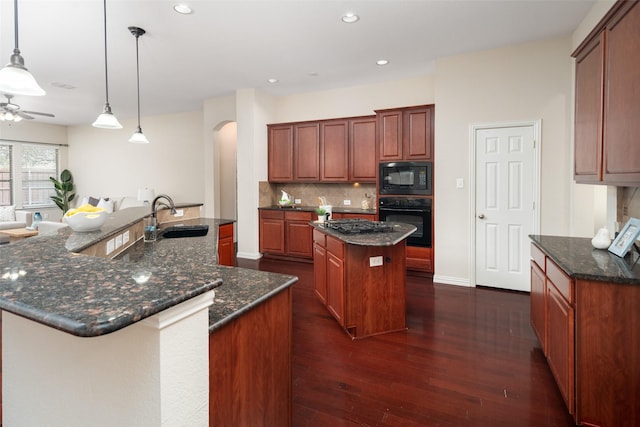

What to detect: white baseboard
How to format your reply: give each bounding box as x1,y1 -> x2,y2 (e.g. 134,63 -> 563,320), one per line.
433,275 -> 472,287
236,251 -> 262,260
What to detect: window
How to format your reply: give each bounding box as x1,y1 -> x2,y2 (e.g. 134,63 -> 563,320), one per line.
0,145 -> 12,206
21,145 -> 58,208
0,142 -> 59,208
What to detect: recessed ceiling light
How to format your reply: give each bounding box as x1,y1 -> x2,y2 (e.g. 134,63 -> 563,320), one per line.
376,59 -> 389,66
341,13 -> 359,23
267,78 -> 279,84
173,4 -> 193,14
51,82 -> 76,90
309,72 -> 319,77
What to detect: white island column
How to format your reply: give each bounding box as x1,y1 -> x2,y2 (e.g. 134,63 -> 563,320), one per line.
2,290 -> 214,426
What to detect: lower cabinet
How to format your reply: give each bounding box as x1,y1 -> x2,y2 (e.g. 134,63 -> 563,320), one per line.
331,212 -> 376,221
259,209 -> 313,260
217,223 -> 235,266
406,246 -> 433,273
530,242 -> 639,427
313,228 -> 407,339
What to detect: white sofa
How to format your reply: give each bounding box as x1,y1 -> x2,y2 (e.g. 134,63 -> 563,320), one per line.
0,210 -> 34,244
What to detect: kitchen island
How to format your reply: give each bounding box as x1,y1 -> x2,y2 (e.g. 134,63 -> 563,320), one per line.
311,219 -> 416,339
530,235 -> 640,427
0,206 -> 296,426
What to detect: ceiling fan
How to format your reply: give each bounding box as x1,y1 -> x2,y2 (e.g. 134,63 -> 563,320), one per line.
0,94 -> 54,122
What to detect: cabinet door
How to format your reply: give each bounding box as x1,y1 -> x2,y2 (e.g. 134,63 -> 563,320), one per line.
285,220 -> 313,258
574,33 -> 604,183
268,125 -> 294,182
406,246 -> 433,273
403,106 -> 434,160
378,110 -> 403,161
603,1 -> 640,184
320,120 -> 349,182
326,251 -> 345,326
349,117 -> 377,182
217,223 -> 235,266
313,243 -> 327,304
530,260 -> 546,347
259,215 -> 285,254
547,280 -> 575,415
294,122 -> 320,181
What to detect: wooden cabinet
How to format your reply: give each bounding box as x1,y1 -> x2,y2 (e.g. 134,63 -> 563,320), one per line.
573,1 -> 640,185
259,209 -> 313,259
294,123 -> 320,181
377,105 -> 434,161
320,120 -> 349,182
259,210 -> 285,254
217,223 -> 235,266
284,210 -> 313,258
313,230 -> 327,304
530,242 -> 640,426
268,125 -> 294,182
209,287 -> 292,427
530,245 -> 575,416
267,115 -> 376,183
313,227 -> 407,339
349,117 -> 377,182
331,212 -> 376,221
406,246 -> 433,273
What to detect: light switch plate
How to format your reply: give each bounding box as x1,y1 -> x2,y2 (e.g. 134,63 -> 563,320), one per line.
123,230 -> 130,244
174,209 -> 184,217
106,239 -> 115,255
343,199 -> 351,206
369,256 -> 383,267
456,178 -> 464,189
295,198 -> 301,204
115,234 -> 123,249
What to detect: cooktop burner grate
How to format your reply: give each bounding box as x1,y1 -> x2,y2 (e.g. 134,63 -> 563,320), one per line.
325,219 -> 394,234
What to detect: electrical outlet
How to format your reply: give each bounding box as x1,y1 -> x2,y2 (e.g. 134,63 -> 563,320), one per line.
369,256 -> 383,267
106,239 -> 115,255
174,209 -> 184,217
456,178 -> 464,189
123,230 -> 130,244
343,199 -> 351,206
295,198 -> 301,204
43,213 -> 49,219
115,234 -> 123,249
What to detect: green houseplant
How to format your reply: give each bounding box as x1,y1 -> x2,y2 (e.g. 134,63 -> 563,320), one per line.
315,207 -> 327,221
49,169 -> 76,213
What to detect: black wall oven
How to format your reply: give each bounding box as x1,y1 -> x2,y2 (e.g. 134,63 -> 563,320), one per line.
379,161 -> 432,195
378,197 -> 431,248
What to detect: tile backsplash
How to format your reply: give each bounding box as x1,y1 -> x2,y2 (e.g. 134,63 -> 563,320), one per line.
620,186 -> 640,228
259,182 -> 377,210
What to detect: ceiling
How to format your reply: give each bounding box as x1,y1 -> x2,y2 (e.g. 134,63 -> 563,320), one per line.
0,0 -> 596,127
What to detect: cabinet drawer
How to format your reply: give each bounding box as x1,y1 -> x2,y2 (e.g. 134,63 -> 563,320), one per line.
531,243 -> 546,271
260,210 -> 284,220
326,235 -> 344,258
285,210 -> 313,221
546,259 -> 574,303
313,229 -> 326,246
218,223 -> 233,239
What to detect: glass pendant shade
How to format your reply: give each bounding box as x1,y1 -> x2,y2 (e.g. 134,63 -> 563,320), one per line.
129,127 -> 149,144
0,53 -> 45,96
92,103 -> 122,129
0,0 -> 45,96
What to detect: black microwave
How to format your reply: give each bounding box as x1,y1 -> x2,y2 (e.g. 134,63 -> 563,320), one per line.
379,161 -> 432,195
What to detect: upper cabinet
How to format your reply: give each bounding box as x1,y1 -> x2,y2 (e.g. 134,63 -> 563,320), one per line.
573,0 -> 640,185
377,105 -> 434,161
268,116 -> 376,183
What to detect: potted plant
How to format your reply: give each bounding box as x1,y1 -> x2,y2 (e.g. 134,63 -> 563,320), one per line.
315,207 -> 327,222
49,169 -> 76,214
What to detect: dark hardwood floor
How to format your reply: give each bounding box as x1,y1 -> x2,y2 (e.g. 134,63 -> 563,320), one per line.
237,258 -> 577,427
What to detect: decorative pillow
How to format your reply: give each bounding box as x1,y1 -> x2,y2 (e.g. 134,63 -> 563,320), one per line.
0,205 -> 16,222
97,198 -> 114,213
88,196 -> 100,206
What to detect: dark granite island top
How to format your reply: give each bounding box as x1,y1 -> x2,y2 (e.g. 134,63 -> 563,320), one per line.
530,234 -> 640,285
310,220 -> 416,246
0,207 -> 297,337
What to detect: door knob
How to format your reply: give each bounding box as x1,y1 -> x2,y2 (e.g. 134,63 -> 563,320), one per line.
478,214 -> 485,219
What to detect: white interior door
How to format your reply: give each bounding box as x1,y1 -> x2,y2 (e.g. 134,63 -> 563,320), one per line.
475,124 -> 537,292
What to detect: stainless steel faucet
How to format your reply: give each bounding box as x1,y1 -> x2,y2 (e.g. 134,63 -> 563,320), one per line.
151,194 -> 177,220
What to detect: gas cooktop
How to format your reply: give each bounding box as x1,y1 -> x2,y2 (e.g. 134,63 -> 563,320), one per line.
324,219 -> 394,235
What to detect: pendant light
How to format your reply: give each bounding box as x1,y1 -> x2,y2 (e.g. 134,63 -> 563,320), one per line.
128,26 -> 149,144
92,0 -> 121,129
0,0 -> 45,96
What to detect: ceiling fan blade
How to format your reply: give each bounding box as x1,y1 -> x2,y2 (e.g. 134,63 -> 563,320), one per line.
22,111 -> 55,118
17,111 -> 35,120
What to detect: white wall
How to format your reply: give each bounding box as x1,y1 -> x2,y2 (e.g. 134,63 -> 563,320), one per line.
67,111 -> 204,204
433,36 -> 575,285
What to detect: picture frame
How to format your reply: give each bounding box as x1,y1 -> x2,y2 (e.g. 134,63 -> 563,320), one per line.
608,217 -> 640,257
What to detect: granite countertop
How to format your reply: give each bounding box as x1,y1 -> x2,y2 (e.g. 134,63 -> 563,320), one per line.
530,235 -> 640,285
311,221 -> 416,246
260,205 -> 377,215
0,208 -> 297,337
